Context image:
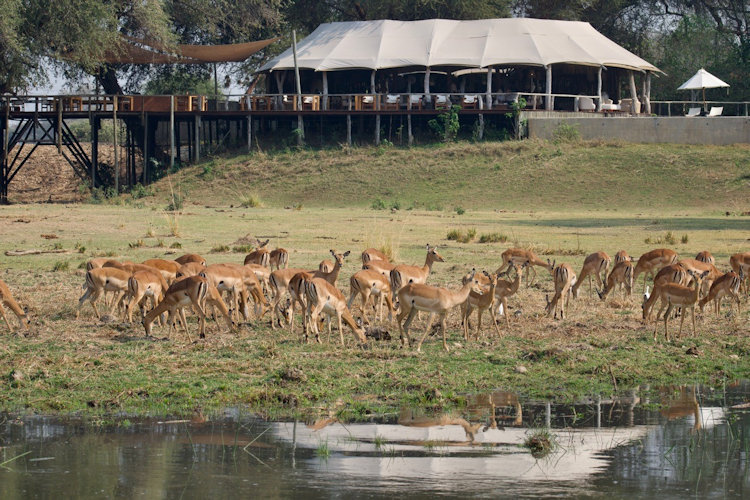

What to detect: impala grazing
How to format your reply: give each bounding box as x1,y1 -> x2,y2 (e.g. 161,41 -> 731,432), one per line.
695,251 -> 714,265
653,270 -> 709,342
495,248 -> 552,286
76,267 -> 132,319
642,264 -> 691,321
493,261 -> 527,328
390,244 -> 445,300
243,239 -> 271,268
200,264 -> 249,322
572,251 -> 611,298
633,248 -> 679,292
698,270 -> 742,316
545,261 -> 576,319
304,276 -> 367,345
614,250 -> 631,264
0,279 -> 29,332
397,269 -> 483,352
175,253 -> 206,266
729,252 -> 750,293
176,261 -> 206,278
125,270 -> 167,323
141,258 -> 181,284
596,260 -> 634,301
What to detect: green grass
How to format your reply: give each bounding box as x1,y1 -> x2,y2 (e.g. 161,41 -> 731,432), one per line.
0,140 -> 748,421
157,140 -> 750,211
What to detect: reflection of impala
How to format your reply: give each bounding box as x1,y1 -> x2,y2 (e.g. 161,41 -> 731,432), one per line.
660,386 -> 702,432
398,409 -> 482,443
467,391 -> 523,429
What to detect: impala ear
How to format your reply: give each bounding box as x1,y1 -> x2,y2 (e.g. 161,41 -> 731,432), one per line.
330,249 -> 335,256
344,250 -> 351,257
426,243 -> 430,250
483,270 -> 490,277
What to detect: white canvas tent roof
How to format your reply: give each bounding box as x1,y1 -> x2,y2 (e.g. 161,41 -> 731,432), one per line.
677,68 -> 729,90
259,18 -> 660,73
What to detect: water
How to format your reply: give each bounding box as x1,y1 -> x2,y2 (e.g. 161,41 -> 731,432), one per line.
1,383 -> 749,498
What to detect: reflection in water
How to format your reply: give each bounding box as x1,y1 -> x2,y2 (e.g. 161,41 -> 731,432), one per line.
0,382 -> 748,498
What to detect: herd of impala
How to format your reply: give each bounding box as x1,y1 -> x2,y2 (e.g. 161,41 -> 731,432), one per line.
0,239 -> 748,350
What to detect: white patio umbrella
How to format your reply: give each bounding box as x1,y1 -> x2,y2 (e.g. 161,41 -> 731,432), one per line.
677,68 -> 729,110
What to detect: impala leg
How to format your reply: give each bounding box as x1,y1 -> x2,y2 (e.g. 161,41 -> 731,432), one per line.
475,307 -> 483,341
490,302 -> 502,338
0,304 -> 13,332
415,312 -> 435,352
338,313 -> 345,346
440,313 -> 449,352
462,304 -> 472,341
690,306 -> 696,337
502,298 -> 510,328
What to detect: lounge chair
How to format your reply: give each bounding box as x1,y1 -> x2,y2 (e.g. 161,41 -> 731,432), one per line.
685,107 -> 701,117
360,95 -> 376,110
282,94 -> 296,110
577,96 -> 596,112
435,94 -> 450,109
409,94 -> 423,110
383,94 -> 400,110
707,106 -> 723,117
461,94 -> 478,109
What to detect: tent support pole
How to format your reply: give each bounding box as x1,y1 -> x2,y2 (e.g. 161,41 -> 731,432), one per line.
545,65 -> 553,111
346,114 -> 352,147
322,71 -> 328,110
596,66 -> 603,112
194,115 -> 201,162
370,70 -> 376,94
114,100 -> 119,193
292,30 -> 304,145
628,71 -> 638,114
375,114 -> 380,146
644,72 -> 651,115
486,67 -> 493,110
407,113 -> 413,146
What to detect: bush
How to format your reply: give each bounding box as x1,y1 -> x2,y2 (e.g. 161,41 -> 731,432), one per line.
681,234 -> 689,244
371,198 -> 387,210
479,232 -> 509,243
52,261 -> 69,272
166,192 -> 183,211
240,194 -> 262,208
130,184 -> 153,200
233,244 -> 254,253
455,206 -> 465,215
447,228 -> 476,243
210,244 -> 230,253
552,122 -> 580,143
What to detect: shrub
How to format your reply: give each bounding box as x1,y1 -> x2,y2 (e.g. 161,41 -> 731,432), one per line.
240,194 -> 262,208
166,192 -> 183,211
479,232 -> 508,243
455,206 -> 465,215
233,244 -> 254,253
169,242 -> 182,249
681,234 -> 689,244
371,198 -> 387,210
210,244 -> 230,253
446,228 -> 476,243
128,239 -> 144,248
130,184 -> 153,200
52,261 -> 69,272
552,122 -> 580,143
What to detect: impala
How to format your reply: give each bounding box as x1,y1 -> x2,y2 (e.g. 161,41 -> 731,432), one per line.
348,269 -> 396,325
695,251 -> 714,265
614,250 -> 631,264
86,257 -> 110,271
363,259 -> 396,278
0,279 -> 30,332
269,267 -> 314,328
654,270 -> 709,342
361,247 -> 389,265
397,269 -> 483,352
200,264 -> 249,322
304,276 -> 367,345
676,258 -> 721,294
495,248 -> 552,286
729,252 -> 750,293
390,244 -> 445,300
572,251 -> 611,298
76,267 -> 132,319
493,261 -> 528,328
221,263 -> 269,320
318,260 -> 334,273
125,270 -> 167,323
243,239 -> 271,268
175,253 -> 206,266
145,275 -> 234,339
545,261 -> 576,319
633,248 -> 679,293
596,260 -> 634,301
698,270 -> 742,316
176,261 -> 206,278
462,271 -> 501,340
142,258 -> 181,283
143,276 -> 213,339
243,263 -> 271,293
285,250 -> 351,334
642,264 -> 690,321
269,248 -> 289,270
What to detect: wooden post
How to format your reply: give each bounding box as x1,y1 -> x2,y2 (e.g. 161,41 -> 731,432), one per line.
247,115 -> 253,153
170,95 -> 175,169
628,71 -> 638,114
57,98 -> 63,152
142,114 -> 148,184
322,71 -> 328,110
545,65 -> 553,111
486,66 -> 493,110
424,67 -> 430,106
478,113 -> 484,140
194,115 -> 201,162
375,114 -> 380,146
92,117 -> 98,188
596,66 -> 603,112
370,70 -> 376,94
113,99 -> 118,193
644,72 -> 652,115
